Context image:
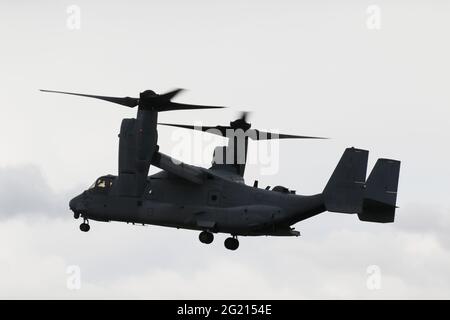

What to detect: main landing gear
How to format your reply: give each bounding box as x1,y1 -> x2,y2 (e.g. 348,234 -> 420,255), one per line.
79,219 -> 90,232
199,231 -> 214,244
198,231 -> 239,250
224,236 -> 239,251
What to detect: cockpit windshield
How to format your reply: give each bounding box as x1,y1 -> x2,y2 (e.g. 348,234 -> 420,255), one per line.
89,177 -> 114,191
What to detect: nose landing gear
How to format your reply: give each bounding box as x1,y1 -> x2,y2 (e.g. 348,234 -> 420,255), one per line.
224,236 -> 239,251
79,219 -> 90,232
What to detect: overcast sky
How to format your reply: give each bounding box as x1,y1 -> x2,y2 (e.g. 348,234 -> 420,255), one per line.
0,0 -> 449,299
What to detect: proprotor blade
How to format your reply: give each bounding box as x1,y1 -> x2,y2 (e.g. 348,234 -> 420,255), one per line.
40,88 -> 227,111
240,111 -> 250,123
39,89 -> 139,107
159,88 -> 186,101
155,88 -> 227,111
161,102 -> 226,111
251,129 -> 329,140
158,123 -> 328,140
139,88 -> 227,111
158,123 -> 228,136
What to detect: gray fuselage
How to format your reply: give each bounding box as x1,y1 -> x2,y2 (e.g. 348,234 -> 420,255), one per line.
70,169 -> 325,237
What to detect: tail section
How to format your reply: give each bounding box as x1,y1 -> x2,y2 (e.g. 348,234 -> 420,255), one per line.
358,159 -> 401,223
323,148 -> 401,223
323,147 -> 368,213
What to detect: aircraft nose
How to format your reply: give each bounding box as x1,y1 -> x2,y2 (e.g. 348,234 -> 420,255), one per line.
69,194 -> 86,214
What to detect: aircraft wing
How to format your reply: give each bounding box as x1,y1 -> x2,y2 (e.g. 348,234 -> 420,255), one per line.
151,152 -> 204,184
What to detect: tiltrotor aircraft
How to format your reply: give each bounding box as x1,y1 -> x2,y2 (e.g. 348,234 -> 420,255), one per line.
41,88 -> 401,250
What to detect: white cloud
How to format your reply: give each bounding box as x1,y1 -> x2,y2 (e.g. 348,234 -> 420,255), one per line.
0,205 -> 449,299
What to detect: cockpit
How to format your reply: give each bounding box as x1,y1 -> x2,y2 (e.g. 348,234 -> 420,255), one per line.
88,175 -> 115,193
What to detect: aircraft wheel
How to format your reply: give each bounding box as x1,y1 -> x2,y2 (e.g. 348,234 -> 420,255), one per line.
79,223 -> 90,232
74,212 -> 80,219
199,231 -> 214,244
224,237 -> 239,250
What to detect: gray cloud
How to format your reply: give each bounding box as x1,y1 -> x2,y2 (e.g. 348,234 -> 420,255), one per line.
0,165 -> 449,299
0,165 -> 71,219
394,204 -> 450,250
1,211 -> 450,299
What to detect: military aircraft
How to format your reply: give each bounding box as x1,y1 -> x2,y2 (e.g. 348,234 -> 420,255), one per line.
41,88 -> 401,250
